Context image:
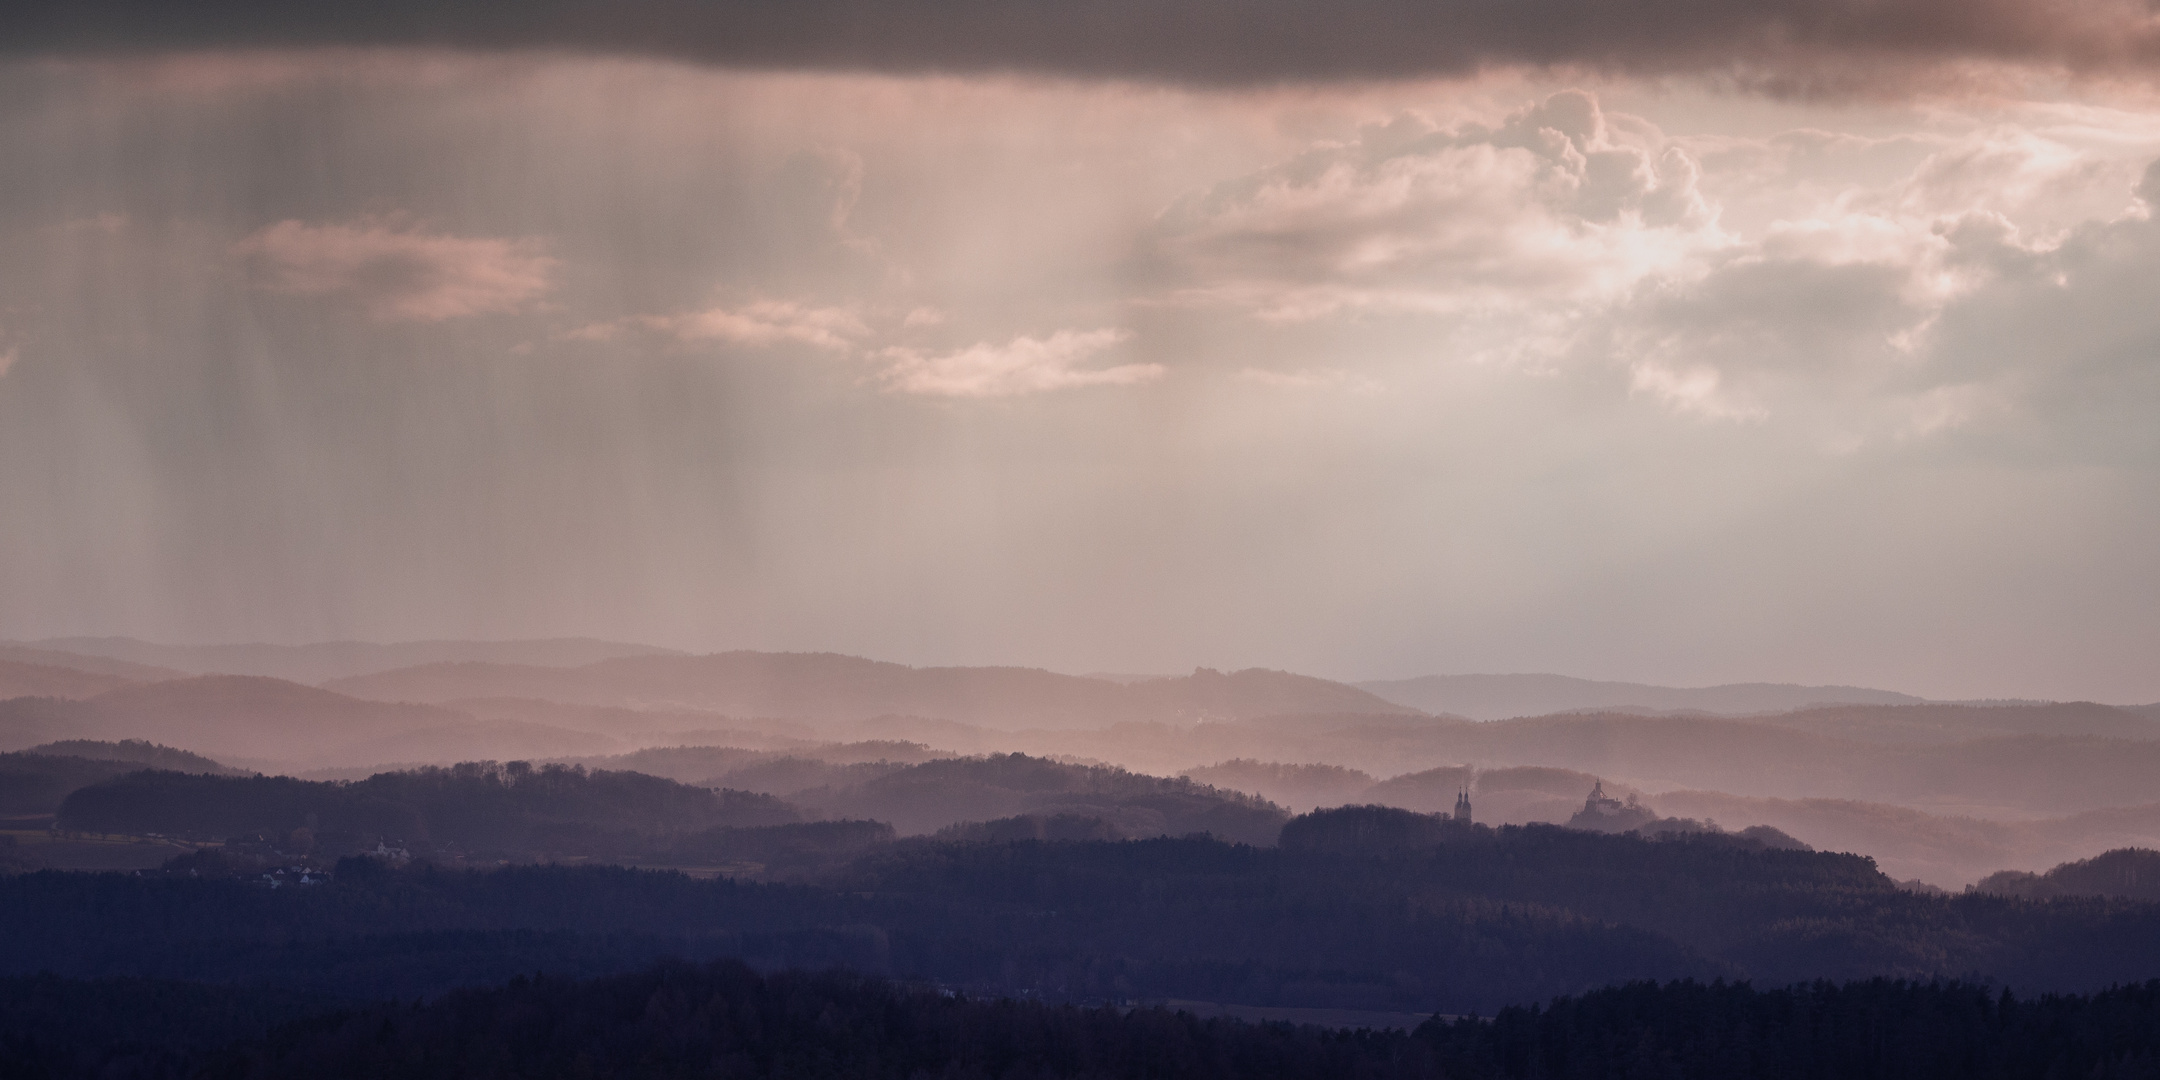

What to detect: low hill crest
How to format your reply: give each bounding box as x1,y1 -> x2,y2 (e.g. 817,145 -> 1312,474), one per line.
325,651 -> 1415,729
0,659 -> 137,702
1359,672 -> 1925,720
23,637 -> 680,684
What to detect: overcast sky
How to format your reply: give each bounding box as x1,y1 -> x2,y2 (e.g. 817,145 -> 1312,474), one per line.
1,3 -> 2157,701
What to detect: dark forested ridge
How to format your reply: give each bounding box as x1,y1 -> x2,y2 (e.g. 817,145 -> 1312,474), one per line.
10,962 -> 2160,1080
55,762 -> 800,859
51,752 -> 1289,856
0,840 -> 1704,1010
13,814 -> 2160,1013
16,757 -> 2160,1076
793,753 -> 1289,842
1976,846 -> 2160,901
1,753 -> 163,818
2,743 -> 239,819
28,739 -> 235,774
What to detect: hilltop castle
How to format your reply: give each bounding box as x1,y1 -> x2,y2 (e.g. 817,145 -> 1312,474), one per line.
1568,778 -> 1657,832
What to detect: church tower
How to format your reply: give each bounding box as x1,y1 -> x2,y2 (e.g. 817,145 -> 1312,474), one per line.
1453,786 -> 1472,823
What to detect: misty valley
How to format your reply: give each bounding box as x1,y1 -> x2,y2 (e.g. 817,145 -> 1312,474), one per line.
6,642 -> 2160,1076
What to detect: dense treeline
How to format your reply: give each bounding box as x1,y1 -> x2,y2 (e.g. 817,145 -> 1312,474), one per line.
55,762 -> 799,858
0,973 -> 327,1079
1976,847 -> 2160,901
48,753 -> 1287,858
0,848 -> 1700,1010
29,740 -> 235,774
793,754 -> 1289,844
9,962 -> 2160,1079
1,742 -> 234,817
659,819 -> 896,878
1444,978 -> 2160,1079
0,752 -> 152,816
629,750 -> 1290,844
13,820 -> 2160,1011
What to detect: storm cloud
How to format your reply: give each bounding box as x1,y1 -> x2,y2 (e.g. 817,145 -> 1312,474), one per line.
8,0 -> 2160,89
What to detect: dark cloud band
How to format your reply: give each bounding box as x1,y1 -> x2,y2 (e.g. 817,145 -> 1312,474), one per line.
7,0 -> 2160,85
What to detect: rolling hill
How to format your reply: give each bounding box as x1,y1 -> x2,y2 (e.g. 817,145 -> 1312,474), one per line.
21,637 -> 679,684
56,761 -> 801,856
1357,673 -> 1923,720
2,676 -> 628,767
0,645 -> 182,682
325,653 -> 1415,729
0,659 -> 137,701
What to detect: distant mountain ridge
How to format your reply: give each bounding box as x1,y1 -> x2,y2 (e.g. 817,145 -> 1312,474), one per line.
0,659 -> 139,701
1358,672 -> 1926,720
0,645 -> 183,683
0,675 -> 620,766
325,652 -> 1415,729
18,638 -> 680,685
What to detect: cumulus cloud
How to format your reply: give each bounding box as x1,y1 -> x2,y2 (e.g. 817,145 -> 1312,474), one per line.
1137,86 -> 2160,438
577,298 -> 1150,399
233,217 -> 556,321
875,329 -> 1158,398
12,0 -> 2160,90
1150,91 -> 1723,321
1573,211 -> 2012,426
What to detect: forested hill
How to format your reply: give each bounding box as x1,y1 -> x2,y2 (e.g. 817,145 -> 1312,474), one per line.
54,752 -> 1289,854
1976,847 -> 2160,901
56,762 -> 799,856
14,815 -> 2160,1012
28,739 -> 234,774
10,962 -> 2160,1080
789,753 -> 1288,842
0,752 -> 164,818
323,652 -> 1415,727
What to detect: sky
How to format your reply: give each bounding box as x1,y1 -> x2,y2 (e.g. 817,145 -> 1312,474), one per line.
1,2 -> 2158,701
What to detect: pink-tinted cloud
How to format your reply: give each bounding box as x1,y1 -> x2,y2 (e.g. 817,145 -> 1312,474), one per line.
233,218 -> 556,321
579,296 -> 1149,399
1150,92 -> 1724,321
875,329 -> 1158,397
634,299 -> 869,350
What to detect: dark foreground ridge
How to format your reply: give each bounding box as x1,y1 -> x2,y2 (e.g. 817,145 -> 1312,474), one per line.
13,816 -> 2160,1011
8,961 -> 2160,1080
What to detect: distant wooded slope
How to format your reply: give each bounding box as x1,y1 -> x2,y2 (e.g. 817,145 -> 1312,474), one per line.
56,761 -> 800,855
0,675 -> 621,765
1358,673 -> 1923,720
0,645 -> 182,682
28,739 -> 236,775
326,653 -> 1415,728
0,659 -> 137,701
1975,847 -> 2160,901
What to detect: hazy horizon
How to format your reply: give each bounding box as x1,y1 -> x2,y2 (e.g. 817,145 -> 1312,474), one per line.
10,634 -> 2136,706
